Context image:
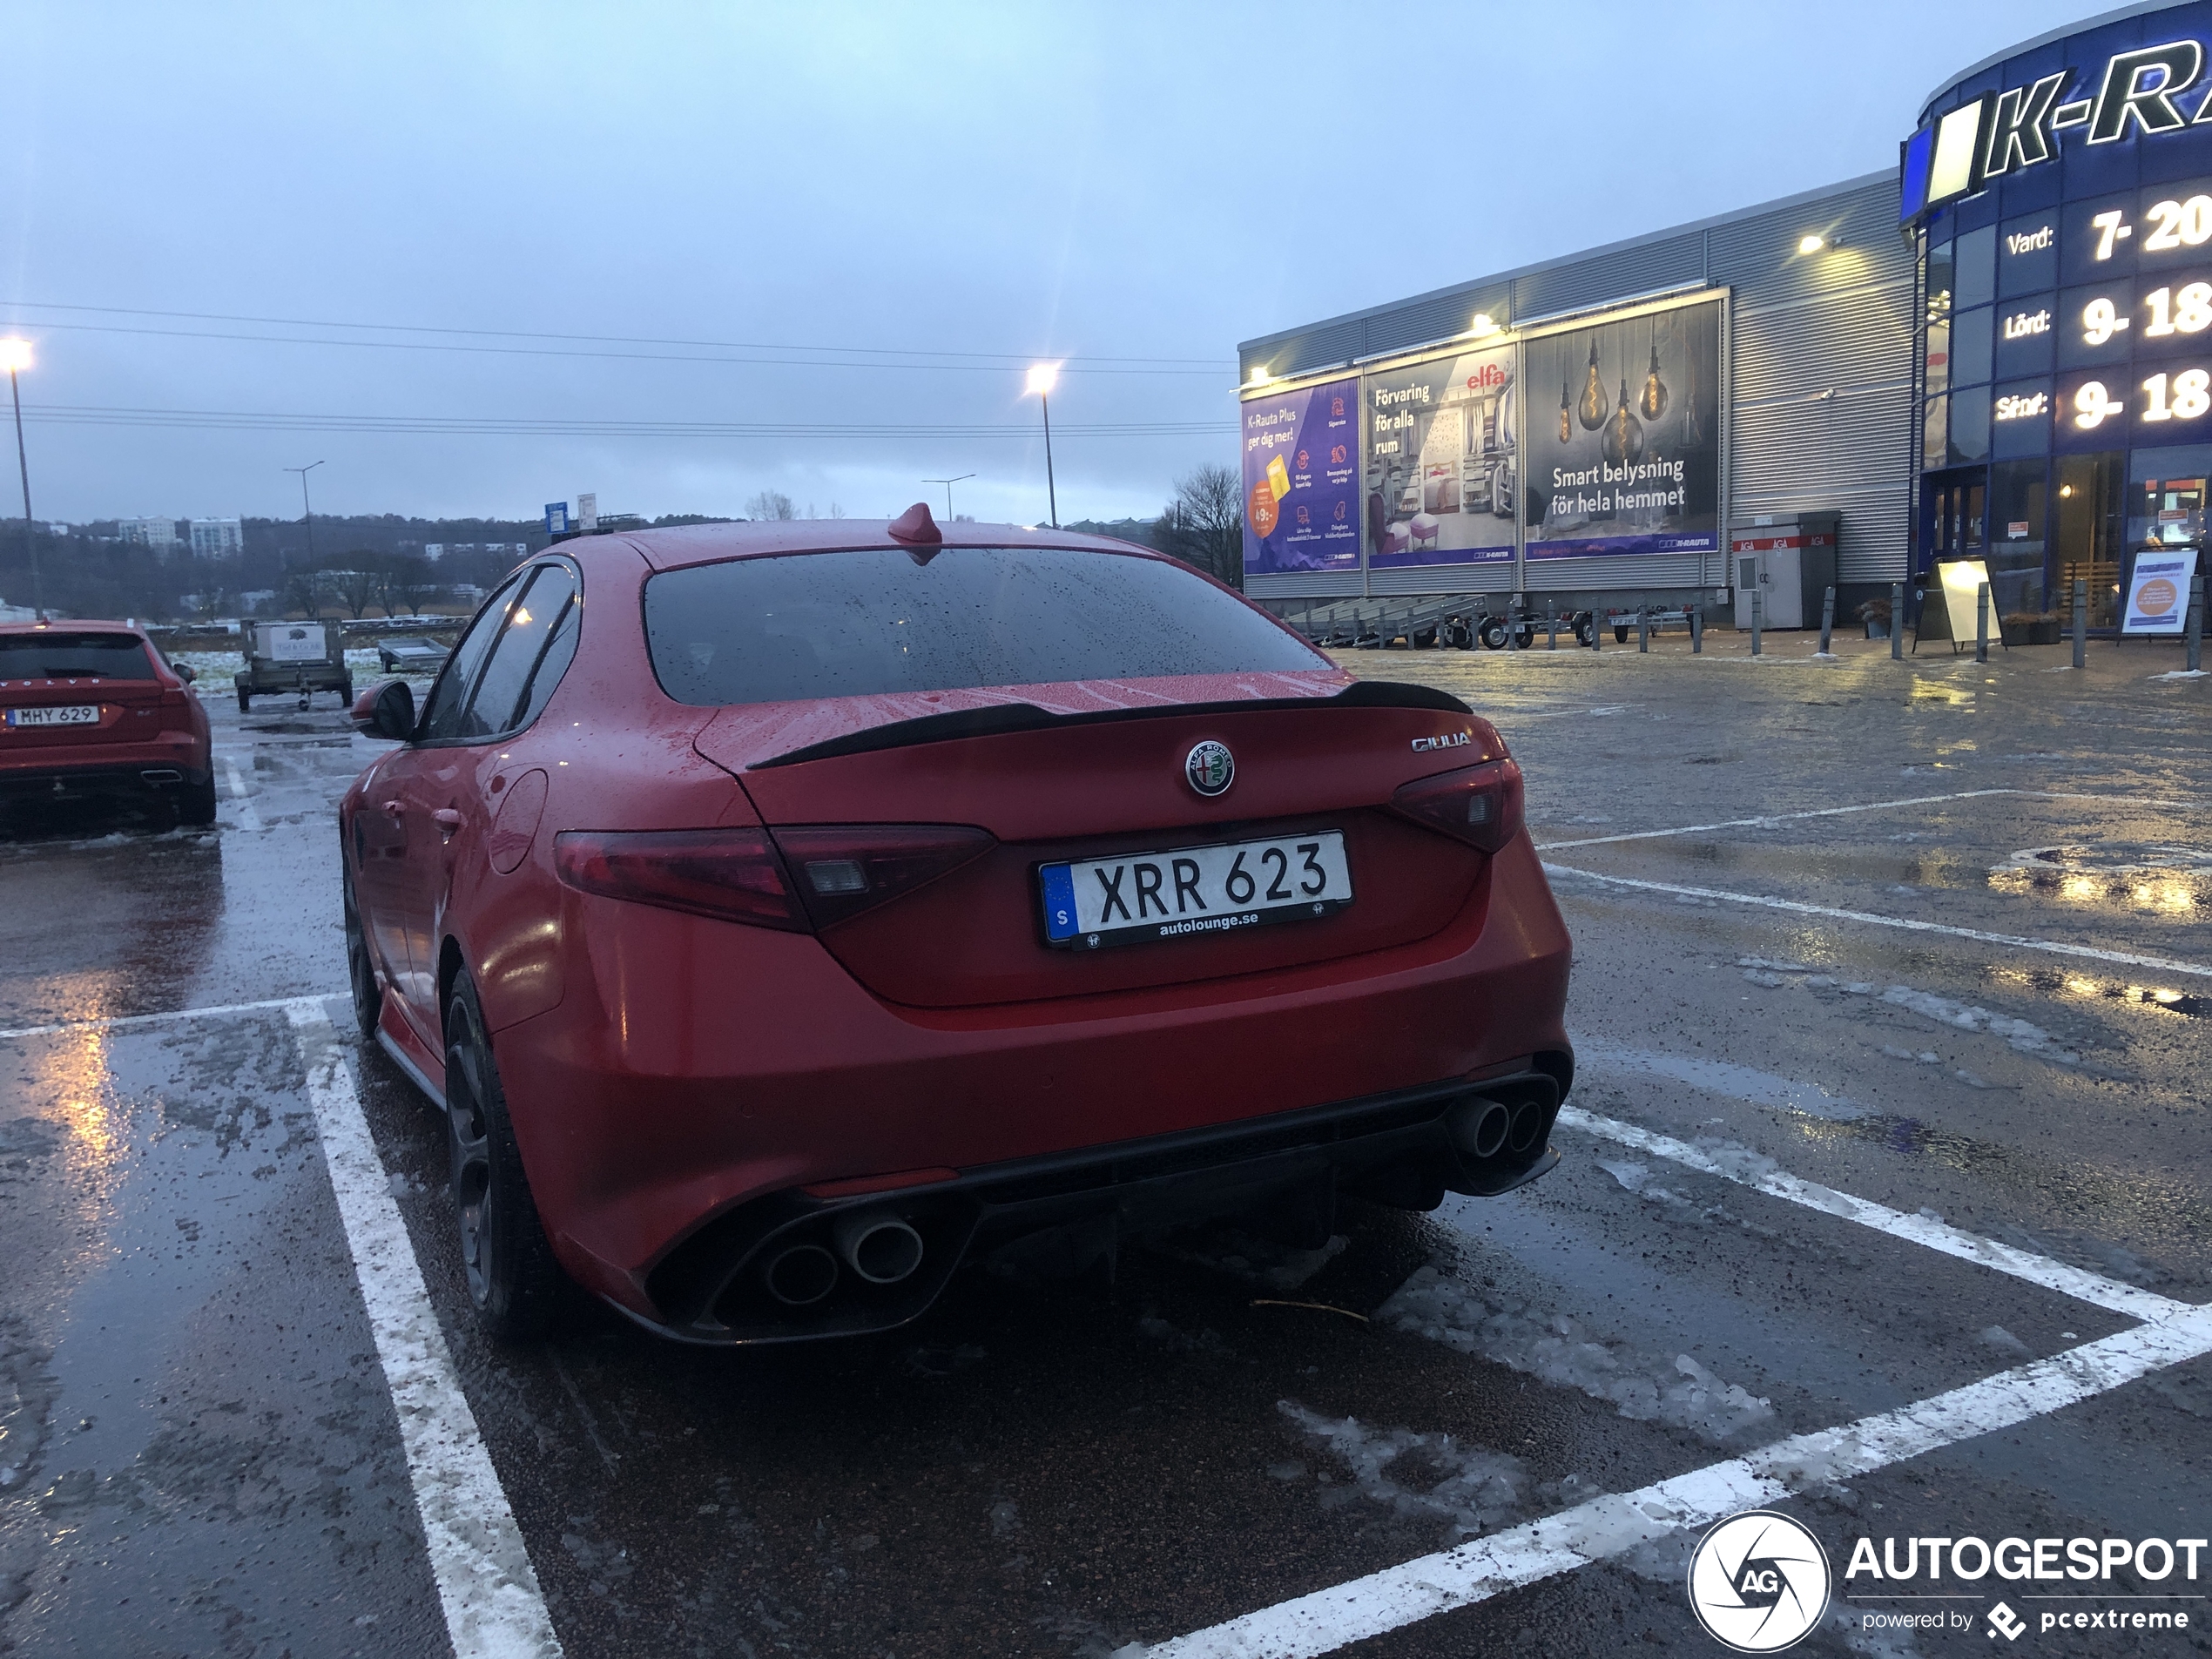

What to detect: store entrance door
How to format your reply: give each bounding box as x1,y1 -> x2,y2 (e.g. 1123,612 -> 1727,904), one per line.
1923,469 -> 1986,564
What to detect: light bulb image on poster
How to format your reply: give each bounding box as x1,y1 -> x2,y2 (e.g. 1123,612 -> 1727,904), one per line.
1523,300 -> 1721,562
1241,375 -> 1361,576
1362,345 -> 1517,569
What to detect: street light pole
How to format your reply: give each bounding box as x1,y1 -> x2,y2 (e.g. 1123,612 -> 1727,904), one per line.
1,339 -> 38,620
922,472 -> 976,522
285,460 -> 325,564
1024,363 -> 1061,529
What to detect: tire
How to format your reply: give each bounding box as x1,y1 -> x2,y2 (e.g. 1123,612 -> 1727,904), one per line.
237,686 -> 252,713
1613,624 -> 1630,644
444,971 -> 563,1341
1574,615 -> 1597,647
179,772 -> 219,827
1478,617 -> 1508,651
342,867 -> 381,1044
339,677 -> 354,705
1514,624 -> 1536,650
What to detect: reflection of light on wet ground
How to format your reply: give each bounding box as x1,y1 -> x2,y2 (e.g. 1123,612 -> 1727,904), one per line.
1993,963 -> 2204,1020
44,1027 -> 117,1163
1988,843 -> 2209,915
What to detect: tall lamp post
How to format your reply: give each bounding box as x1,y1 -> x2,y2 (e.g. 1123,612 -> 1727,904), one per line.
1024,363 -> 1061,529
1,338 -> 39,621
284,460 -> 325,564
922,472 -> 975,522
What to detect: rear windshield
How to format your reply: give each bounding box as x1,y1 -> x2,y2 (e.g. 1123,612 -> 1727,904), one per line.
0,632 -> 156,680
644,546 -> 1325,705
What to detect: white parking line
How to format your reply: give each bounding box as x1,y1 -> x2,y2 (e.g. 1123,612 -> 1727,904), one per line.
1130,1305 -> 2212,1659
1556,1106 -> 2191,1320
1535,786 -> 2197,852
1542,863 -> 2212,981
287,1001 -> 563,1659
0,994 -> 335,1042
222,755 -> 263,833
1537,789 -> 2018,850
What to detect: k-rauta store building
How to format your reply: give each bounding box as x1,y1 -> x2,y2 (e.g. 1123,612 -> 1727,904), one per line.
1237,0 -> 2212,640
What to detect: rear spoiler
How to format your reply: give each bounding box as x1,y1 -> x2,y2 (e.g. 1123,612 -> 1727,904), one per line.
747,680 -> 1473,770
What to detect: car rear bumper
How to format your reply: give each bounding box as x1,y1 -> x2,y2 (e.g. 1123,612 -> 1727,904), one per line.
0,753 -> 212,803
485,833 -> 1574,1335
620,1068 -> 1567,1345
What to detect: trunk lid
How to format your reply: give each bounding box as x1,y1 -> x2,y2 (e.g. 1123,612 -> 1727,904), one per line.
698,683 -> 1507,1008
0,633 -> 173,752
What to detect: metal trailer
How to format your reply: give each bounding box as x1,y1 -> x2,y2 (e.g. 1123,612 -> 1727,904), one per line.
375,637 -> 453,676
235,622 -> 353,712
1605,605 -> 1703,644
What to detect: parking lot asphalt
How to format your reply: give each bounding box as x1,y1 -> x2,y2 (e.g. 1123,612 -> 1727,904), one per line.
0,631 -> 2207,1658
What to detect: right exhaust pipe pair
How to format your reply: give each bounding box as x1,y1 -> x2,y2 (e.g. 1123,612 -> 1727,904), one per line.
1447,1095 -> 1544,1163
761,1213 -> 926,1307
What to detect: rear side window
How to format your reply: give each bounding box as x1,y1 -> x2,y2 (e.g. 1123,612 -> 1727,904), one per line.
643,546 -> 1325,706
0,633 -> 156,680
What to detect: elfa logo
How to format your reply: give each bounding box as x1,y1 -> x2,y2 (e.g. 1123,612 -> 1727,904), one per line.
1464,363 -> 1506,391
1688,1511 -> 1831,1652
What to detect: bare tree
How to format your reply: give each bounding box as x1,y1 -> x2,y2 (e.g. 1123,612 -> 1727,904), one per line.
382,554 -> 435,617
745,490 -> 797,521
1154,463 -> 1244,590
322,556 -> 381,620
283,566 -> 327,619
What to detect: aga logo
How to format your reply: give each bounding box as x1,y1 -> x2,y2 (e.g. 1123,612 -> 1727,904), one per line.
1688,1511 -> 1831,1652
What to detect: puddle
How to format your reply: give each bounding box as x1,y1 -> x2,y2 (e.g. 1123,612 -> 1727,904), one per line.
1988,843 -> 2209,915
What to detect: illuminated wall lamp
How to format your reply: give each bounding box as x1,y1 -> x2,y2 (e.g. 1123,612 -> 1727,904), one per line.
1467,313 -> 1500,338
1797,233 -> 1830,255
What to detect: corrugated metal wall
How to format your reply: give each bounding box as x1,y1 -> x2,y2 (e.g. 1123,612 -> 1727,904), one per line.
1241,172 -> 1914,597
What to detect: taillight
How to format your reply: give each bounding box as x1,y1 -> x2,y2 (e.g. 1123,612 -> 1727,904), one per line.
1390,758 -> 1525,853
769,825 -> 995,928
551,824 -> 995,932
553,829 -> 807,931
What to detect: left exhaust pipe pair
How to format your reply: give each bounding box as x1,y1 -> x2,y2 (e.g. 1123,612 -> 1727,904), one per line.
759,1213 -> 925,1307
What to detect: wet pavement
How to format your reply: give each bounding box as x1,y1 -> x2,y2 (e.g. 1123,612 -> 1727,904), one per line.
1,632 -> 2208,1657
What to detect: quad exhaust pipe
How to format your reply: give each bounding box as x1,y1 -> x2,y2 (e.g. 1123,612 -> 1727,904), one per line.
759,1212 -> 926,1306
1447,1094 -> 1548,1162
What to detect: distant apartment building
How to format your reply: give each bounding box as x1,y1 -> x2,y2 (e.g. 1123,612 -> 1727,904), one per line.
115,516 -> 179,549
188,517 -> 243,559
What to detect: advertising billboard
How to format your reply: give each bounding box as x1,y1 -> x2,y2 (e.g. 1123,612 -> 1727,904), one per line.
1363,347 -> 1517,569
1241,376 -> 1360,577
1523,300 -> 1722,563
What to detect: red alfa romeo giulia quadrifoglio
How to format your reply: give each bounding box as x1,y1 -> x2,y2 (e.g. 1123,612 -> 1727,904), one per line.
340,506 -> 1573,1344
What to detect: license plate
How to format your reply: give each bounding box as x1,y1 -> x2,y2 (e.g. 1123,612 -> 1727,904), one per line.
5,705 -> 100,728
1039,830 -> 1352,950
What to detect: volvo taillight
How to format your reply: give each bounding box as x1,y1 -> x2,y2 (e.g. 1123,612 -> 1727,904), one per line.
553,829 -> 807,930
1389,758 -> 1525,853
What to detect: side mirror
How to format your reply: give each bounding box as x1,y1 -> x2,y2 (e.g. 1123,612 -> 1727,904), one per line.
351,678 -> 416,741
172,662 -> 199,683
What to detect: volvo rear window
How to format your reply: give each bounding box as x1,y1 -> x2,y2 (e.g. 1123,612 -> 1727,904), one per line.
644,547 -> 1325,705
0,633 -> 156,679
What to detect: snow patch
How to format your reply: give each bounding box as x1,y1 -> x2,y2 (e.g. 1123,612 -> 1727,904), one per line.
1377,1267 -> 1776,1442
1277,1400 -> 1532,1539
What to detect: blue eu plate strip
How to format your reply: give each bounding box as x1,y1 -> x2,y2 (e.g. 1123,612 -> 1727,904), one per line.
1039,864 -> 1078,941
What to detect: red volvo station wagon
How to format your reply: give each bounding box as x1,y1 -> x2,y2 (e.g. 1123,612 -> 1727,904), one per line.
339,508 -> 1574,1344
0,621 -> 216,825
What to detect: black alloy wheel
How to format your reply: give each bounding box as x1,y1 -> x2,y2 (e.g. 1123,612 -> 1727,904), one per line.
341,868 -> 381,1044
443,970 -> 563,1341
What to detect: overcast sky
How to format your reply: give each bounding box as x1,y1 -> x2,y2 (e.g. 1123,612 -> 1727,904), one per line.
3,1 -> 2091,528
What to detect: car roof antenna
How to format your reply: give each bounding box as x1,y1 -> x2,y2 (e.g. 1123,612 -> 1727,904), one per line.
887,501 -> 942,547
